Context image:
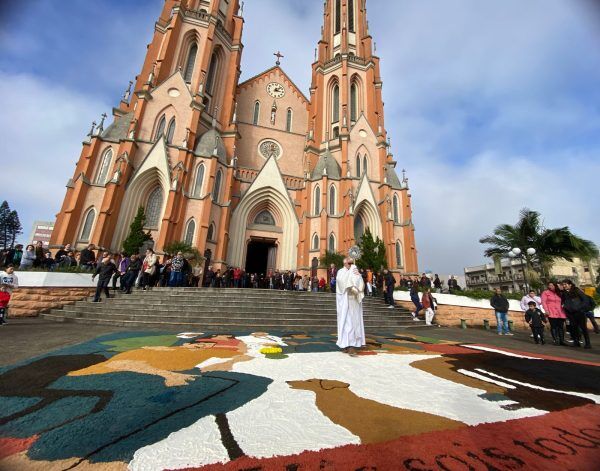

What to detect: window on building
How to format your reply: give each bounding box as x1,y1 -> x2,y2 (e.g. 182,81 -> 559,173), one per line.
145,186 -> 164,228
95,149 -> 113,185
253,101 -> 260,125
332,84 -> 340,123
155,115 -> 166,141
166,118 -> 176,144
212,169 -> 223,202
206,51 -> 219,95
192,164 -> 204,198
350,83 -> 358,122
356,155 -> 361,177
329,233 -> 336,252
393,194 -> 400,223
286,108 -> 293,132
348,0 -> 355,32
314,185 -> 321,215
184,219 -> 196,245
184,43 -> 198,83
254,210 -> 275,226
363,155 -> 368,177
207,223 -> 215,241
329,185 -> 336,215
80,208 -> 96,242
396,241 -> 403,267
335,0 -> 341,34
312,233 -> 320,250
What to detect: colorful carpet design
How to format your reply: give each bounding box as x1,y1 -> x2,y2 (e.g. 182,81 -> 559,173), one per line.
0,331 -> 598,470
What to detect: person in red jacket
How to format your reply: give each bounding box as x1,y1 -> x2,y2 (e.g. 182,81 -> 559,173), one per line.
0,287 -> 11,325
421,288 -> 436,326
318,277 -> 327,292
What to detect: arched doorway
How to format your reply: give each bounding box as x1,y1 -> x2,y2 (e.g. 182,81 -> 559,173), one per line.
245,238 -> 277,275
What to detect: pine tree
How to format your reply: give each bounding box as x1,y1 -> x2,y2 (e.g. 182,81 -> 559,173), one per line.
122,207 -> 153,255
356,228 -> 387,271
7,210 -> 22,248
0,201 -> 11,250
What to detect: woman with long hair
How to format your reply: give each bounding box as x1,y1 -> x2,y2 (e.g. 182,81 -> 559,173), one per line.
541,281 -> 567,345
19,245 -> 36,270
562,279 -> 592,349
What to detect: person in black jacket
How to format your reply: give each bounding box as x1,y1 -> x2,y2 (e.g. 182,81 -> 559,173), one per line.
562,279 -> 592,349
92,256 -> 118,302
525,301 -> 547,344
490,288 -> 513,335
123,254 -> 142,294
383,270 -> 396,308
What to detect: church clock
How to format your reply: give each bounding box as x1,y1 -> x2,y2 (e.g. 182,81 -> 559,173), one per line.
266,82 -> 285,99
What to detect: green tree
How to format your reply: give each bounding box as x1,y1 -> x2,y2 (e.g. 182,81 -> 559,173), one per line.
319,250 -> 345,269
0,201 -> 10,249
122,207 -> 153,255
356,228 -> 387,271
479,208 -> 599,281
7,210 -> 22,248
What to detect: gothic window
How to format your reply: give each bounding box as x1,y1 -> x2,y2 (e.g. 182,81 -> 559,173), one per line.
348,0 -> 355,33
145,187 -> 164,228
254,210 -> 275,226
184,219 -> 196,245
363,155 -> 368,177
396,241 -> 403,267
335,0 -> 341,34
80,208 -> 96,242
354,213 -> 365,242
253,101 -> 260,125
332,84 -> 340,123
207,223 -> 215,241
95,148 -> 113,185
166,118 -> 176,144
192,163 -> 204,198
329,185 -> 336,215
350,83 -> 358,122
184,43 -> 198,83
314,185 -> 321,215
356,155 -> 362,177
259,140 -> 282,159
155,115 -> 166,141
286,108 -> 293,132
312,233 -> 320,251
212,169 -> 223,202
206,51 -> 219,96
393,194 -> 400,223
329,233 -> 336,252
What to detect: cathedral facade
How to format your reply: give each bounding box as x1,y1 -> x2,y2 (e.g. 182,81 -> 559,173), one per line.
50,0 -> 418,276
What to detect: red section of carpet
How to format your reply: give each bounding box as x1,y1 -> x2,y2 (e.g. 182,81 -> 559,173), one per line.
184,405 -> 600,471
469,344 -> 600,367
0,436 -> 37,460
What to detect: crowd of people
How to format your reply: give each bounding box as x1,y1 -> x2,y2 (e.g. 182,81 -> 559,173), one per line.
0,242 -> 91,271
491,280 -> 597,349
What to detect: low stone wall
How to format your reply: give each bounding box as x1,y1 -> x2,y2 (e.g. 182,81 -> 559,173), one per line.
396,301 -> 528,330
7,288 -> 95,318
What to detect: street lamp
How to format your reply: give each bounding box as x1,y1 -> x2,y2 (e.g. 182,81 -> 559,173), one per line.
508,247 -> 536,292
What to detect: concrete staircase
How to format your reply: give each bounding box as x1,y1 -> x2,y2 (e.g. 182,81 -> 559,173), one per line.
42,287 -> 423,332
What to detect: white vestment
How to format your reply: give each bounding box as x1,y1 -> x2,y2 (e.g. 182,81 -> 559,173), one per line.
336,265 -> 366,349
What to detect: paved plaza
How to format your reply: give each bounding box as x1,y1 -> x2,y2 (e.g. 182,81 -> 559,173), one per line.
0,319 -> 599,470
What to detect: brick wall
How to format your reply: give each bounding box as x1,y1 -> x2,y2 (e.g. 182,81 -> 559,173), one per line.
397,301 -> 527,330
7,288 -> 95,318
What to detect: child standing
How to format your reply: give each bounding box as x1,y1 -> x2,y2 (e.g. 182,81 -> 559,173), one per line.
0,265 -> 19,325
525,301 -> 547,345
0,287 -> 10,325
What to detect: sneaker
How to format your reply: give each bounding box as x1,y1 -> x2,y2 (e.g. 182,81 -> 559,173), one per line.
497,332 -> 503,335
504,332 -> 514,336
412,317 -> 419,322
387,305 -> 395,309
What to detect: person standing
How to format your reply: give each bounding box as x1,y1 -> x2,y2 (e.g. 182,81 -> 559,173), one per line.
20,245 -> 36,270
366,269 -> 373,297
490,288 -> 512,335
33,241 -> 45,268
525,301 -> 547,344
541,282 -> 568,345
92,256 -> 118,302
169,252 -> 185,287
141,249 -> 158,290
113,252 -> 130,290
0,266 -> 19,325
123,254 -> 141,294
421,288 -> 436,326
336,257 -> 366,356
79,244 -> 96,271
409,284 -> 422,321
520,290 -> 542,312
562,279 -> 592,348
433,274 -> 442,293
383,269 -> 396,308
233,267 -> 242,288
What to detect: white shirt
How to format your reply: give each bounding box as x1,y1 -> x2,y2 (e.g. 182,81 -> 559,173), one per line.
0,271 -> 19,294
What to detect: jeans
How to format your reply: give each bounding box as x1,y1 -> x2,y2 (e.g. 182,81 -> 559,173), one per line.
386,286 -> 394,306
94,279 -> 110,302
123,270 -> 139,293
531,325 -> 545,344
495,311 -> 509,334
233,279 -> 240,288
169,271 -> 183,287
411,297 -> 422,314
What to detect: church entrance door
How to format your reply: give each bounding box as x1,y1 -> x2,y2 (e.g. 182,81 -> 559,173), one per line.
245,239 -> 277,276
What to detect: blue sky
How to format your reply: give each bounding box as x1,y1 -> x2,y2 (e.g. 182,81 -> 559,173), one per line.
1,0 -> 599,273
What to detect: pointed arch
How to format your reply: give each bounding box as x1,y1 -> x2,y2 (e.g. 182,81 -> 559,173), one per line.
183,42 -> 198,83
350,83 -> 358,123
154,115 -> 166,141
207,222 -> 216,242
314,185 -> 321,215
191,163 -> 205,198
328,233 -> 336,252
332,83 -> 340,124
166,118 -> 176,144
79,207 -> 96,242
363,155 -> 368,178
206,51 -> 219,96
393,193 -> 400,223
396,240 -> 404,268
329,184 -> 337,215
286,108 -> 293,132
145,186 -> 164,228
212,168 -> 223,202
312,233 -> 320,251
95,148 -> 113,185
356,154 -> 362,177
184,219 -> 196,245
253,101 -> 261,125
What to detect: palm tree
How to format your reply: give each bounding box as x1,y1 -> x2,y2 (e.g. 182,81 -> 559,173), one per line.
479,208 -> 598,281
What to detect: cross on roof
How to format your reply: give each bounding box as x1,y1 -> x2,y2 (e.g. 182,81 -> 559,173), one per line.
274,51 -> 284,66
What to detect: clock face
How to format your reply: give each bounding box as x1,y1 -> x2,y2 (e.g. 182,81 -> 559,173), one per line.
266,82 -> 285,99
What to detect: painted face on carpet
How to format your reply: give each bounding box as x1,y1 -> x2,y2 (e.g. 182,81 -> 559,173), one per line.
0,331 -> 598,470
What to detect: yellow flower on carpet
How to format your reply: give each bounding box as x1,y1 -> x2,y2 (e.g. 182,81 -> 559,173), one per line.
260,347 -> 283,355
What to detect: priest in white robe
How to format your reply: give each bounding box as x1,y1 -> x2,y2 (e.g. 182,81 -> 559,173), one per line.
336,257 -> 366,355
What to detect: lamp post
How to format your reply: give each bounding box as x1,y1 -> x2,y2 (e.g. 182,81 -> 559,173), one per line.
508,247 -> 536,293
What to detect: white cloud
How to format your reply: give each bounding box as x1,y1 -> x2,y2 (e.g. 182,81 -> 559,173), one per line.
0,71 -> 110,240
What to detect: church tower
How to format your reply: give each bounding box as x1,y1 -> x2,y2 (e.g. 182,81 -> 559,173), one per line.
298,0 -> 418,273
